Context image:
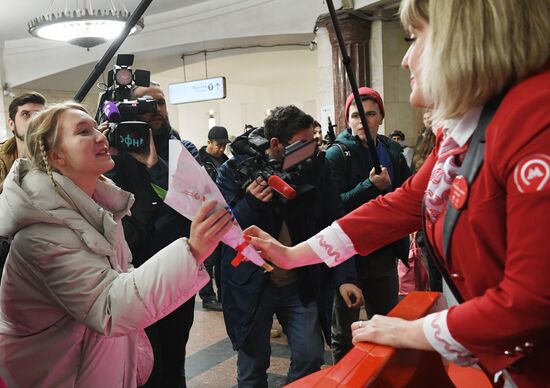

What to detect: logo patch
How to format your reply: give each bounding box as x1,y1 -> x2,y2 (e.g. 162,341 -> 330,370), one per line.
450,175 -> 469,210
513,154 -> 550,193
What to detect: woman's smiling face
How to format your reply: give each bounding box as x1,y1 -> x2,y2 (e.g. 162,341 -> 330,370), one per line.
49,109 -> 114,186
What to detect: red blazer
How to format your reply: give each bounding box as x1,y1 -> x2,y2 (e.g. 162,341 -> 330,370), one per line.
337,69 -> 550,387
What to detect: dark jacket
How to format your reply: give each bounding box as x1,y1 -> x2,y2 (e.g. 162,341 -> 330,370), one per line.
0,137 -> 17,193
325,129 -> 411,274
198,146 -> 228,181
216,149 -> 358,350
105,127 -> 199,266
0,137 -> 18,275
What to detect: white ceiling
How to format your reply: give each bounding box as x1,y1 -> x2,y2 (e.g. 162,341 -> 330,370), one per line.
1,0 -> 329,89
18,34 -> 313,91
0,0 -> 205,41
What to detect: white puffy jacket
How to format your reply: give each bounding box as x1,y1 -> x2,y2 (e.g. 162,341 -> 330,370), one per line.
0,159 -> 208,387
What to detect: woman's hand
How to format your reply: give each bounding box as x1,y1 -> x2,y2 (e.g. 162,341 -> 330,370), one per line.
188,201 -> 233,264
243,225 -> 291,268
246,177 -> 273,203
129,130 -> 158,168
351,315 -> 433,350
244,226 -> 324,269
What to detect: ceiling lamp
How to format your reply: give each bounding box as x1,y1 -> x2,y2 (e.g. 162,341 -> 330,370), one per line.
28,1 -> 144,50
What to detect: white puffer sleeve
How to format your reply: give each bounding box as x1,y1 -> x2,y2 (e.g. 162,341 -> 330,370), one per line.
90,237 -> 209,335
11,225 -> 208,337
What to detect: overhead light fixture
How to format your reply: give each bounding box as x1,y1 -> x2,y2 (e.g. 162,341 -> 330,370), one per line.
208,110 -> 216,129
28,1 -> 144,50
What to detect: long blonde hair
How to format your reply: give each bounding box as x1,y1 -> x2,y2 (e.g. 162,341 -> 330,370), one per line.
400,0 -> 550,120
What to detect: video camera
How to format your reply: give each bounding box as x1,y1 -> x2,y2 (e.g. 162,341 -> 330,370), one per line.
95,54 -> 154,153
228,127 -> 319,202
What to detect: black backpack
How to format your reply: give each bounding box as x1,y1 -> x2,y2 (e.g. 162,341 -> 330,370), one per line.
330,141 -> 352,175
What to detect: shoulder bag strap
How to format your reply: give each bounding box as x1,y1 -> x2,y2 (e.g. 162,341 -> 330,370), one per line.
423,94 -> 505,304
442,95 -> 504,259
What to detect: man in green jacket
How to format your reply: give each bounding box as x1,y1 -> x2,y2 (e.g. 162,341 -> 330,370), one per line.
325,87 -> 411,363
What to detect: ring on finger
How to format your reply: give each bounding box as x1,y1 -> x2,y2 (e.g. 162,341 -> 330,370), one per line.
358,321 -> 363,328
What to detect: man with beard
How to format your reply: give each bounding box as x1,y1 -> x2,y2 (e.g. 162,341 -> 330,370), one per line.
0,92 -> 46,192
0,92 -> 46,278
105,82 -> 199,388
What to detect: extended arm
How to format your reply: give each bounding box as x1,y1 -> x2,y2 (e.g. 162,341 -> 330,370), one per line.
14,228 -> 207,337
245,154 -> 432,269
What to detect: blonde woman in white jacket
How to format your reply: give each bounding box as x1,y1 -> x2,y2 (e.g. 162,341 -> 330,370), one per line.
0,102 -> 233,387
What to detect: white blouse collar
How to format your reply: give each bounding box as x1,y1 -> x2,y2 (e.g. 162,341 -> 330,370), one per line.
442,106 -> 483,147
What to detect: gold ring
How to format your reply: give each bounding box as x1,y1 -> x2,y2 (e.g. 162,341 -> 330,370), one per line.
358,321 -> 363,328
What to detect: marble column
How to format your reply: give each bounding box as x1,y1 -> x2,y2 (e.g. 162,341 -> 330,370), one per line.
316,11 -> 371,132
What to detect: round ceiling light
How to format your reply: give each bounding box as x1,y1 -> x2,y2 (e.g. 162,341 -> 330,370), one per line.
28,9 -> 144,49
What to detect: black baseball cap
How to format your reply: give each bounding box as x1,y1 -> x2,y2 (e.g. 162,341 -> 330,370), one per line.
208,126 -> 231,144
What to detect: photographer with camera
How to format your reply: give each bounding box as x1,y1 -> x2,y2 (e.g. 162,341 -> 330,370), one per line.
216,105 -> 362,386
104,81 -> 199,388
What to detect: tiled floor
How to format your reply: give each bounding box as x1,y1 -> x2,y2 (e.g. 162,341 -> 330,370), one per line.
185,296 -> 333,388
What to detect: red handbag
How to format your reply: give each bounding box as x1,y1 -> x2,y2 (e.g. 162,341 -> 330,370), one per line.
398,232 -> 430,295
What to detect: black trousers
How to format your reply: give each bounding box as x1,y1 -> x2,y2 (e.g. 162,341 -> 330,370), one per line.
142,296 -> 195,388
198,244 -> 222,301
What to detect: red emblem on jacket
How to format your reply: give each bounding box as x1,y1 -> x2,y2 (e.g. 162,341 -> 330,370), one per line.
513,154 -> 550,193
450,175 -> 469,210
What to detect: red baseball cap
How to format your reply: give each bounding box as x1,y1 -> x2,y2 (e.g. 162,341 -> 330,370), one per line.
344,87 -> 385,121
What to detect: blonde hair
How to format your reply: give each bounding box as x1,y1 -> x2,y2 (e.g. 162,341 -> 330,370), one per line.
400,0 -> 550,120
25,101 -> 89,183
412,129 -> 435,172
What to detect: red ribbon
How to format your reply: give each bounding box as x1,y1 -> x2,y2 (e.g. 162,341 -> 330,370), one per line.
231,240 -> 249,267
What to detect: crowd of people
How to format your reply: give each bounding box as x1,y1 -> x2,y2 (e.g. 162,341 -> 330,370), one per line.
0,0 -> 548,387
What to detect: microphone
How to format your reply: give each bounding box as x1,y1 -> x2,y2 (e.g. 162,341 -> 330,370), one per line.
103,101 -> 121,122
268,175 -> 296,200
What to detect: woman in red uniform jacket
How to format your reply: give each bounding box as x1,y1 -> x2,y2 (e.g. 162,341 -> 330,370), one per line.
244,0 -> 550,386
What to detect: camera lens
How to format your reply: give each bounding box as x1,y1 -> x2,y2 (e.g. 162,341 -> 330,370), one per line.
115,68 -> 133,86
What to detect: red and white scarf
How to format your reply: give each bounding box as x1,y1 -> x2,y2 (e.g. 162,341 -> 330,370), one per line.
424,107 -> 482,221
